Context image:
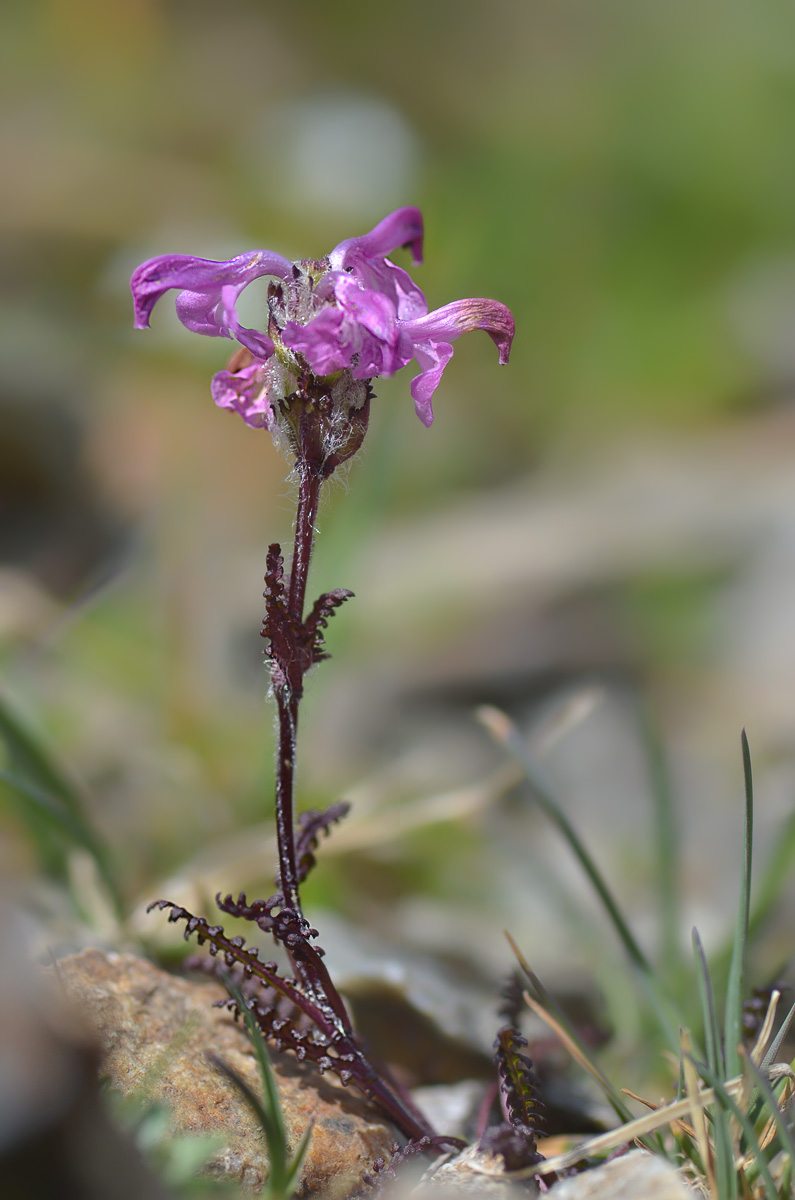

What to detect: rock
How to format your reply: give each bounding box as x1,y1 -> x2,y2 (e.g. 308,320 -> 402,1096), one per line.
54,949 -> 399,1197
415,1145 -> 696,1200
545,1150 -> 695,1199
0,913 -> 169,1200
410,1081 -> 485,1142
418,1142 -> 536,1197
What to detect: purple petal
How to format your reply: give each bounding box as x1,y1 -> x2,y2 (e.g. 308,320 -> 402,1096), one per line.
210,363 -> 276,429
171,285 -> 275,359
284,279 -> 411,380
131,250 -> 293,331
401,300 -> 516,425
282,309 -> 351,376
333,275 -> 399,344
219,285 -> 275,359
400,298 -> 515,364
329,209 -> 427,323
409,342 -> 455,427
329,207 -> 424,271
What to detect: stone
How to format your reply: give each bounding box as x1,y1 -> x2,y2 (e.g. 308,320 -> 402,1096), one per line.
54,949 -> 400,1197
0,914 -> 169,1200
418,1142 -> 536,1198
414,1144 -> 697,1200
545,1149 -> 696,1200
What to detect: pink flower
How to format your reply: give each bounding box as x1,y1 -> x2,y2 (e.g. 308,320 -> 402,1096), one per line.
131,209 -> 514,428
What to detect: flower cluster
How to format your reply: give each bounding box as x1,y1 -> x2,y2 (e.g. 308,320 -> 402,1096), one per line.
131,208 -> 514,430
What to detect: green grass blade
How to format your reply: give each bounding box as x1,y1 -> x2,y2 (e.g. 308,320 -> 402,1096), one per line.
0,702 -> 124,921
0,692 -> 84,814
693,1057 -> 778,1200
208,1053 -> 290,1195
691,931 -> 736,1198
224,986 -> 287,1187
724,730 -> 753,1082
0,695 -> 77,882
709,808 -> 795,1005
639,701 -> 681,977
0,766 -> 92,845
761,998 -> 795,1071
221,974 -> 312,1198
692,927 -> 723,1075
281,1119 -> 316,1196
483,708 -> 680,1049
507,932 -> 643,1130
741,1049 -> 795,1166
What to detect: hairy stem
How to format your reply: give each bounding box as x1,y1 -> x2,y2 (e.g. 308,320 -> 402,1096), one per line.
264,406 -> 440,1142
275,458 -> 322,915
288,460 -> 323,618
274,691 -> 301,913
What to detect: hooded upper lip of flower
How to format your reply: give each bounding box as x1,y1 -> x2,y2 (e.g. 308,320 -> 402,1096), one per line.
130,208 -> 515,427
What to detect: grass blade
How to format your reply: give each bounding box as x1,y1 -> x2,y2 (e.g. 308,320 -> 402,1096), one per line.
761,998 -> 795,1071
531,1073 -> 747,1179
482,707 -> 680,1049
639,701 -> 681,977
0,766 -> 92,845
740,1046 -> 795,1166
0,693 -> 123,919
0,691 -> 83,814
690,935 -> 736,1197
692,927 -> 723,1076
221,974 -> 312,1198
724,730 -> 753,1082
681,1030 -> 716,1196
506,932 -> 636,1127
281,1119 -> 316,1196
208,1052 -> 291,1197
693,1056 -> 778,1200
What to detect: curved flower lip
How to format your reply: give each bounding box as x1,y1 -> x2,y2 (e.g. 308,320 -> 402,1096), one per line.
131,250 -> 293,354
329,207 -> 424,272
329,207 -> 427,324
403,299 -> 515,427
400,298 -> 515,365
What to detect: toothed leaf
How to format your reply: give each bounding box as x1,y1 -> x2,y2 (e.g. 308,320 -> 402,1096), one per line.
494,1026 -> 545,1135
302,589 -> 354,664
295,801 -> 351,883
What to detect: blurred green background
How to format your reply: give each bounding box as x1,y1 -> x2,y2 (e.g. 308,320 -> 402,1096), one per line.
3,0 -> 795,1023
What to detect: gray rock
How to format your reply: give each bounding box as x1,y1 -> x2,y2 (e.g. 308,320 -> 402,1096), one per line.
418,1142 -> 537,1197
546,1150 -> 695,1200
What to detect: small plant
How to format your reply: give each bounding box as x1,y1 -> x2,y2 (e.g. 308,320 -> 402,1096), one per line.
131,210 -> 543,1164
129,213 -> 795,1196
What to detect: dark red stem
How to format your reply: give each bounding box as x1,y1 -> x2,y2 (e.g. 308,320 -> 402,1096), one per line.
275,459 -> 323,916
265,398 -> 438,1143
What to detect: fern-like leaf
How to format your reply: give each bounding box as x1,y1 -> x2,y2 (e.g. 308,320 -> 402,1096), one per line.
303,589 -> 354,664
149,898 -> 438,1141
215,890 -> 283,931
494,1026 -> 545,1135
146,900 -> 319,1026
295,802 -> 351,883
